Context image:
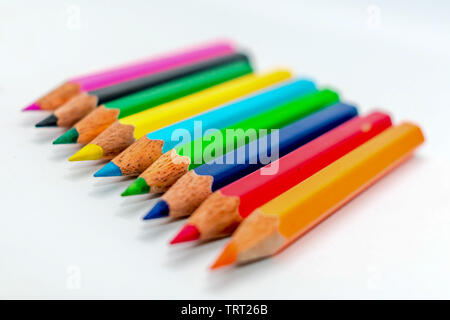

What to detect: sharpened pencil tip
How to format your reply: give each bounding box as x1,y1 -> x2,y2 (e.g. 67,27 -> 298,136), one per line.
121,178 -> 150,196
94,161 -> 122,177
53,128 -> 79,144
35,114 -> 58,127
143,201 -> 169,220
210,242 -> 238,270
69,144 -> 103,161
23,103 -> 41,111
170,224 -> 200,244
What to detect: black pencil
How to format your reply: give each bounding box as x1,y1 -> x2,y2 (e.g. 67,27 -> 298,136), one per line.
35,52 -> 250,127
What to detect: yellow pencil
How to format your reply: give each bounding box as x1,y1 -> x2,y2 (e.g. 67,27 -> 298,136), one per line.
212,123 -> 425,269
69,69 -> 292,161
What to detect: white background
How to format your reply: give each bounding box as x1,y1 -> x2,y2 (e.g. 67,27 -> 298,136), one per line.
1,0 -> 450,299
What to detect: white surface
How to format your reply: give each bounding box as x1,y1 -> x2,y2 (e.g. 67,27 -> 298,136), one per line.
1,0 -> 450,299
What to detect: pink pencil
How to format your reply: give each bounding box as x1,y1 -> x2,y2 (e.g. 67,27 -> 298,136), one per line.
23,41 -> 235,111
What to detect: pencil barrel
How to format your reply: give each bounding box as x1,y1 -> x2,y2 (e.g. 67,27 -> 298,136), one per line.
91,52 -> 250,104
274,123 -> 424,240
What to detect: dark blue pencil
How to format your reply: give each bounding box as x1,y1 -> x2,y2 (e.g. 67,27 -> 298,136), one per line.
143,102 -> 358,220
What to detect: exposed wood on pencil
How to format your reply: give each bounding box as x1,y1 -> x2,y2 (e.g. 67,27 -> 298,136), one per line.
112,137 -> 165,176
229,211 -> 285,263
75,105 -> 120,144
90,122 -> 136,159
190,191 -> 242,240
140,150 -> 190,193
54,93 -> 98,127
162,171 -> 214,218
36,82 -> 81,110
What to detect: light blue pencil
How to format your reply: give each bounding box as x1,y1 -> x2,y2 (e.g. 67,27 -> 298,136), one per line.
94,78 -> 317,177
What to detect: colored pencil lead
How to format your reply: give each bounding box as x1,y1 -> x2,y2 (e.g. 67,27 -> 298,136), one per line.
93,161 -> 122,177
143,201 -> 169,220
170,224 -> 200,244
121,178 -> 150,196
35,114 -> 58,127
210,242 -> 237,270
53,128 -> 79,144
68,144 -> 103,161
23,103 -> 40,111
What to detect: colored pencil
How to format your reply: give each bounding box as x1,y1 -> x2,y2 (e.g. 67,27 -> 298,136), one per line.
36,53 -> 249,128
211,123 -> 425,269
53,59 -> 253,144
24,41 -> 234,111
122,89 -> 340,196
170,112 -> 391,243
144,102 -> 358,220
94,78 -> 318,178
67,69 -> 292,161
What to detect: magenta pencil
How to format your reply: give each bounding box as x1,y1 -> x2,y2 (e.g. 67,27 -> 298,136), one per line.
24,41 -> 235,111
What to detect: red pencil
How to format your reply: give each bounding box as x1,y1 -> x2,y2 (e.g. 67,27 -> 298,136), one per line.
171,111 -> 392,243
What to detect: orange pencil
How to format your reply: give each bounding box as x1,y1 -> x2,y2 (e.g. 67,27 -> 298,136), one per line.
212,122 -> 425,269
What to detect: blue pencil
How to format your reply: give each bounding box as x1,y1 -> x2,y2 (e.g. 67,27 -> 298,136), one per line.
143,102 -> 358,220
94,78 -> 317,177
